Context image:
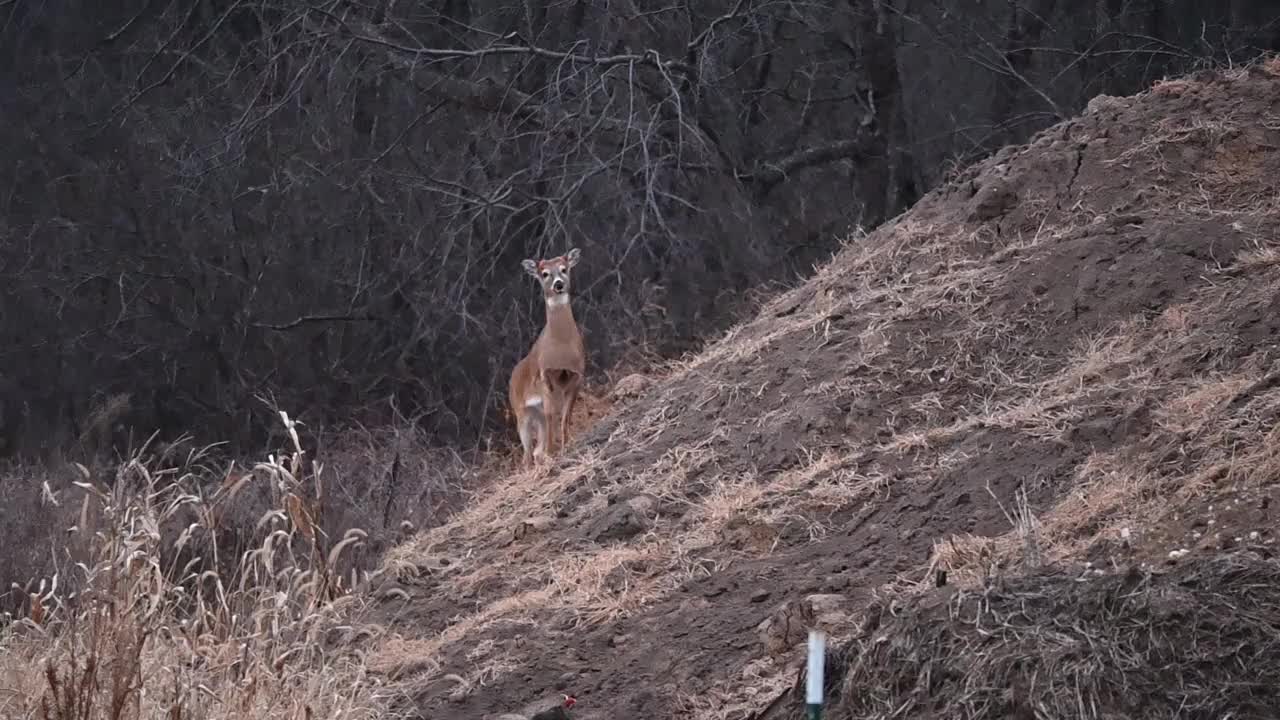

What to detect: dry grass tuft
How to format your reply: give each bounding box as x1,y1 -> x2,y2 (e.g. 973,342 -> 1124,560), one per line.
673,658 -> 795,720
0,411 -> 385,720
824,552 -> 1280,719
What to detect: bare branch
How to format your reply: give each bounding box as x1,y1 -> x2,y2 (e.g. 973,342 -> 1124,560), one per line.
252,314 -> 371,331
745,138 -> 870,193
415,69 -> 547,125
311,9 -> 697,77
687,0 -> 753,57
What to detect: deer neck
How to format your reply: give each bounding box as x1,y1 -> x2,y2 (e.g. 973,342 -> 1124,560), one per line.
542,295 -> 579,340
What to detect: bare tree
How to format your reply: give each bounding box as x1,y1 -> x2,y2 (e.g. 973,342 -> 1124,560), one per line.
0,0 -> 1275,457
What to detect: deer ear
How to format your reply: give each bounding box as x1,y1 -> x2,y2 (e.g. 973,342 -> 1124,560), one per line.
566,248 -> 581,268
522,259 -> 539,277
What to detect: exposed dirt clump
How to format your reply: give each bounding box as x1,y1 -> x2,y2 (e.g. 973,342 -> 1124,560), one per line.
365,62 -> 1280,719
758,549 -> 1280,720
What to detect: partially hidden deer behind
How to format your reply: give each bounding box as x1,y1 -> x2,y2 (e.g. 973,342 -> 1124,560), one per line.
509,248 -> 586,467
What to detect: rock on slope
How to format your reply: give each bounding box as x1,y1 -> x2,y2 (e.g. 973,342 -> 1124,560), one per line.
363,61 -> 1280,719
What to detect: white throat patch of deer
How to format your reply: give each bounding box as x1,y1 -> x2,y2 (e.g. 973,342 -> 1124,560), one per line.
509,248 -> 586,467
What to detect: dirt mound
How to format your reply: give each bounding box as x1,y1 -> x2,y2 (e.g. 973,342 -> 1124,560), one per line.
758,549 -> 1280,720
362,62 -> 1280,719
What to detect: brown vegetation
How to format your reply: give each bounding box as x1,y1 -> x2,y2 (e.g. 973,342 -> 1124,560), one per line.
760,551 -> 1280,719
0,416 -> 382,720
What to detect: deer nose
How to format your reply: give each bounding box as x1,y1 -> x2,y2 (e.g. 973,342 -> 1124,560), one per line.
552,279 -> 565,292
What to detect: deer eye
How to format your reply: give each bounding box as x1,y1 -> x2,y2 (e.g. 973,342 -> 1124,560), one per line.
540,270 -> 550,278
558,266 -> 566,273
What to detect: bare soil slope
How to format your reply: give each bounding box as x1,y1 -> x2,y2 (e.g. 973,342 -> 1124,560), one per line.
362,62 -> 1280,719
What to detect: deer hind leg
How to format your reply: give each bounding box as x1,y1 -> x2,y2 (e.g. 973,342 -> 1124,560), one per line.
532,411 -> 549,465
518,397 -> 548,467
517,415 -> 532,466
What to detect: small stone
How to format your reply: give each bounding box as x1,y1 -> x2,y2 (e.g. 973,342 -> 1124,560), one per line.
750,589 -> 772,603
511,515 -> 557,543
805,594 -> 851,631
758,599 -> 816,656
610,373 -> 651,401
966,179 -> 1018,222
584,496 -> 655,543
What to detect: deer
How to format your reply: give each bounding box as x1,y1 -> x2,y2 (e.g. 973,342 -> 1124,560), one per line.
509,248 -> 586,467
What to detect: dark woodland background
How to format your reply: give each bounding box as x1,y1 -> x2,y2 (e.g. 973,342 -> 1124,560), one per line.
2,0 -> 1279,459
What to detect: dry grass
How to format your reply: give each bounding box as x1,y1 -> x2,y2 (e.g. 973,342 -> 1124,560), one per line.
829,552 -> 1280,719
356,211 -> 1074,705
1231,240 -> 1280,273
672,657 -> 795,720
0,411 -> 386,720
371,437 -> 882,698
386,246 -> 1280,716
914,258 -> 1280,593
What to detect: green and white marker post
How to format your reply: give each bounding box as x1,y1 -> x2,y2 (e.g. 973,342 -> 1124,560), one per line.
806,629 -> 826,720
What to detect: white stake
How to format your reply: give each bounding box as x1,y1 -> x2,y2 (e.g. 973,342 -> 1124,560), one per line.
806,629 -> 826,720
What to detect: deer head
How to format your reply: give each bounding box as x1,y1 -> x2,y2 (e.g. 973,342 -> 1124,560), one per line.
522,248 -> 581,305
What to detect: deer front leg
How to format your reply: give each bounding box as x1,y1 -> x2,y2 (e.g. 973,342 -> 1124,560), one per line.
540,370 -> 560,456
559,376 -> 581,453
